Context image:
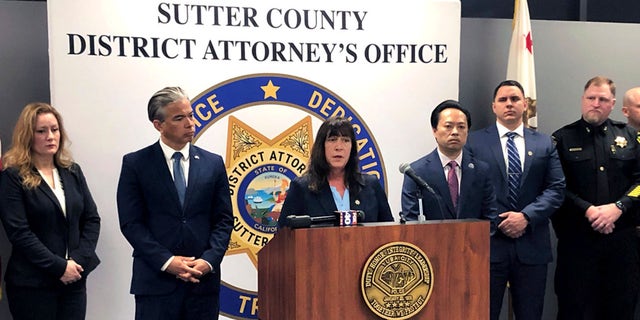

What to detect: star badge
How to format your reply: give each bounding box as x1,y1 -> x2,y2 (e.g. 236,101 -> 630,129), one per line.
615,136 -> 628,148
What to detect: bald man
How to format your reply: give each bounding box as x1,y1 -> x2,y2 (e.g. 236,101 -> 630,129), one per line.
622,87 -> 640,130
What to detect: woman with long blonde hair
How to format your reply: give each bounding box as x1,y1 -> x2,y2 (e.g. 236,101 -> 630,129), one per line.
0,102 -> 100,320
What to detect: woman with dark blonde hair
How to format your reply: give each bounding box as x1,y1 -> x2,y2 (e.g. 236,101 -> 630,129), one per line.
278,116 -> 393,227
0,102 -> 100,320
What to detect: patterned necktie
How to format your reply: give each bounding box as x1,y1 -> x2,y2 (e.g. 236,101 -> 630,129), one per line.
506,132 -> 522,210
172,152 -> 186,207
447,161 -> 459,210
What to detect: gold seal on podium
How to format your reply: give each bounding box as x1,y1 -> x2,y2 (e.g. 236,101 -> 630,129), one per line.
361,242 -> 433,319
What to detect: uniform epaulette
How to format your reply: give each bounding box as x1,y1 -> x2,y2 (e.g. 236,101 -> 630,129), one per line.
609,119 -> 627,126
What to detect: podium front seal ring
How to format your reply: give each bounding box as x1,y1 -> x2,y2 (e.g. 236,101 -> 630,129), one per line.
361,242 -> 433,319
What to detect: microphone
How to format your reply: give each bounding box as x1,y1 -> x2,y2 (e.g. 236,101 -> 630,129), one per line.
399,162 -> 446,221
286,210 -> 365,229
399,163 -> 435,195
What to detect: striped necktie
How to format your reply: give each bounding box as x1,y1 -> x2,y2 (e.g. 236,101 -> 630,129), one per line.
506,132 -> 521,210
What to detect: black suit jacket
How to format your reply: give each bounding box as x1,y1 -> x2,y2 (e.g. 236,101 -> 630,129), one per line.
278,173 -> 394,227
117,142 -> 233,295
0,163 -> 101,288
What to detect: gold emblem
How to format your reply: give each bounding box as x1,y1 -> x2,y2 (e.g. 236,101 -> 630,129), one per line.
615,136 -> 628,148
361,242 -> 433,319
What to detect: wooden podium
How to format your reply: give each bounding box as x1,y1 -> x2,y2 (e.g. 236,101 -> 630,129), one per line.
258,220 -> 490,319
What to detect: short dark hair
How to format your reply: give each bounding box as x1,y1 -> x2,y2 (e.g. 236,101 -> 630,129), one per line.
430,99 -> 471,129
493,80 -> 525,99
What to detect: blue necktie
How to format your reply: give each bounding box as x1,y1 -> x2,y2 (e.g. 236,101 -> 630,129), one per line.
506,132 -> 521,210
172,152 -> 186,207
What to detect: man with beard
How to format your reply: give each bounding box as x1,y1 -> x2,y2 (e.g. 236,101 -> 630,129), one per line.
552,76 -> 640,319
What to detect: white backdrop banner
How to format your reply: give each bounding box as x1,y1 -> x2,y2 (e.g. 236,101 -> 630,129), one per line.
48,1 -> 460,319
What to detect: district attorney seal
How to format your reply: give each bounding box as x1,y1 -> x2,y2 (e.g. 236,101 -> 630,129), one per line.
361,242 -> 433,319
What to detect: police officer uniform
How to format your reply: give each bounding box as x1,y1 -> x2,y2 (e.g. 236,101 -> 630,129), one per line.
552,118 -> 640,319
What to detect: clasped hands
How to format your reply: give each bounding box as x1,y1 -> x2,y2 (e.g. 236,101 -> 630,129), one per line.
166,256 -> 211,283
60,259 -> 83,285
498,211 -> 528,239
586,203 -> 621,234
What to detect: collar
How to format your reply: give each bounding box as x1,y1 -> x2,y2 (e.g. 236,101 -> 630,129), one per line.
579,118 -> 610,135
496,121 -> 524,138
437,149 -> 463,169
159,140 -> 190,162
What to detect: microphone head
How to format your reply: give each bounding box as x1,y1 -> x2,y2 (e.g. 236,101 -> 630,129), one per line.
287,215 -> 312,229
399,162 -> 411,174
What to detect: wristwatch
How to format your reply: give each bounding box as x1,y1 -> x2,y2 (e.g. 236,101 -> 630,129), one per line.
615,200 -> 626,213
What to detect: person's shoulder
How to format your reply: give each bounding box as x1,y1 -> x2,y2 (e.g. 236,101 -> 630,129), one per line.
191,145 -> 223,161
464,152 -> 490,171
469,125 -> 494,136
123,143 -> 158,160
609,119 -> 634,131
292,174 -> 311,185
410,150 -> 437,169
552,119 -> 581,137
524,127 -> 554,143
360,173 -> 379,185
1,166 -> 20,178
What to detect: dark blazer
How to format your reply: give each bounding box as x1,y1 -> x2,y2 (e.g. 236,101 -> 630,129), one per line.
116,142 -> 233,296
0,163 -> 101,288
278,173 -> 394,227
467,125 -> 565,264
401,149 -> 497,224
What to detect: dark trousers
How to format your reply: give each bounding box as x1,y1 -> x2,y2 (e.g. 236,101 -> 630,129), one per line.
135,282 -> 220,320
555,229 -> 639,320
6,281 -> 87,320
490,242 -> 548,320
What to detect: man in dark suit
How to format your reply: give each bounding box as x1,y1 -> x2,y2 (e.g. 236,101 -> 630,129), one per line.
401,100 -> 497,223
466,80 -> 565,320
117,87 -> 233,320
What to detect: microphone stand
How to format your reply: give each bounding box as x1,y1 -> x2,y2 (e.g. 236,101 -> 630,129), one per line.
416,189 -> 426,222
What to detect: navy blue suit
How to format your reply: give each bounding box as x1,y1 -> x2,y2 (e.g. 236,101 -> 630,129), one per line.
278,173 -> 394,227
467,125 -> 565,320
117,142 -> 233,318
400,149 -> 497,224
0,163 -> 100,319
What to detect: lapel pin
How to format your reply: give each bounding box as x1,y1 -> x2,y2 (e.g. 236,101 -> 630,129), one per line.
194,155 -> 200,160
468,163 -> 474,169
528,151 -> 533,156
355,199 -> 360,206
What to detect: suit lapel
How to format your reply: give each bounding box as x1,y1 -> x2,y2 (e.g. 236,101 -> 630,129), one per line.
487,126 -> 508,183
36,178 -> 64,219
151,142 -> 183,213
318,186 -> 338,214
521,129 -> 535,184
185,146 -> 203,210
459,153 -> 478,219
426,151 -> 456,219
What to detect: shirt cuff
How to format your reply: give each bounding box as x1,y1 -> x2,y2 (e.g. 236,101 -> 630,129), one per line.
161,256 -> 175,272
